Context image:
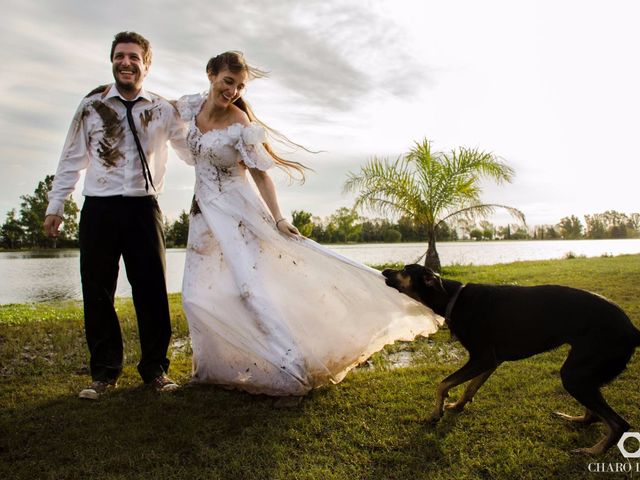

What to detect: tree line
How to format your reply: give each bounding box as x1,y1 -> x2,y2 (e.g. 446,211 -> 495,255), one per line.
1,174 -> 638,250
161,207 -> 639,248
288,209 -> 639,244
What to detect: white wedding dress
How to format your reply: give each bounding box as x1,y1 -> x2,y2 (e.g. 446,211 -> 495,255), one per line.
177,93 -> 441,396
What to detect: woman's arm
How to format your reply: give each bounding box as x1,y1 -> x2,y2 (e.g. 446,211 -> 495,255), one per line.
249,168 -> 300,238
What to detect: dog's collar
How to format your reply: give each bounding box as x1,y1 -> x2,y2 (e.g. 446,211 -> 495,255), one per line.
444,284 -> 466,322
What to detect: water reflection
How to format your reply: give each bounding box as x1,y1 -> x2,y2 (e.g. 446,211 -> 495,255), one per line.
2,250 -> 80,259
0,249 -> 187,305
1,239 -> 639,304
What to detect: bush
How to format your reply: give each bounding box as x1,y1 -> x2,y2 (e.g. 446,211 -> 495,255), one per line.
383,229 -> 402,243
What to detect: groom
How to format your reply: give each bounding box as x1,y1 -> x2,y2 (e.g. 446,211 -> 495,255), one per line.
44,31 -> 191,399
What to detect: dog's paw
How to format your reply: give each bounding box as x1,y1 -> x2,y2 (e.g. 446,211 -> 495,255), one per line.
552,411 -> 601,425
426,411 -> 443,424
571,447 -> 600,456
444,401 -> 465,412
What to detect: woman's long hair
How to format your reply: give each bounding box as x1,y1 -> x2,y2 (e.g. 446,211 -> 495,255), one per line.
206,51 -> 310,181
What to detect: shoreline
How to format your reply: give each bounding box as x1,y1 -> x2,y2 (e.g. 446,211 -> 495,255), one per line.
2,235 -> 640,253
1,253 -> 639,309
2,245 -> 640,305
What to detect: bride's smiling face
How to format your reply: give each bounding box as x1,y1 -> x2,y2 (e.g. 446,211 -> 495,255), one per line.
208,67 -> 248,108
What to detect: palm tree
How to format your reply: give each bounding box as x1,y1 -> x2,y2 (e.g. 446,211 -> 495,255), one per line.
344,139 -> 525,272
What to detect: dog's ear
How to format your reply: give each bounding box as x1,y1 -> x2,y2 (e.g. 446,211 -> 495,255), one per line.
423,271 -> 446,293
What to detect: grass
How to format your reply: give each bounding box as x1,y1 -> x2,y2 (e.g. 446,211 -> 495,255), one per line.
1,254 -> 639,479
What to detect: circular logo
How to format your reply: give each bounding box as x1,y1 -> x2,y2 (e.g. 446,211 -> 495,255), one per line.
617,432 -> 640,458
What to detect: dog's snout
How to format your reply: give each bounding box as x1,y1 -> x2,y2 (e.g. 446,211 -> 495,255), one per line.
382,269 -> 401,288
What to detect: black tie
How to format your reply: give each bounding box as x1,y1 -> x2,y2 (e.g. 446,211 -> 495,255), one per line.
117,97 -> 155,193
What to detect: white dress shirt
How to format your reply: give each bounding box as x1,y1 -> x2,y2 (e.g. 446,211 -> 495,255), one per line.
46,84 -> 192,217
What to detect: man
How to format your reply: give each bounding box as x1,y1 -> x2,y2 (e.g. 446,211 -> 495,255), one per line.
44,32 -> 192,400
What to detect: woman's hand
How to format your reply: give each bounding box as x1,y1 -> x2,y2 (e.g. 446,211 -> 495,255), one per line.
248,168 -> 300,239
276,219 -> 300,239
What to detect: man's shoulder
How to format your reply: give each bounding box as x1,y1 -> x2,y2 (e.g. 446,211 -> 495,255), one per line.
146,91 -> 184,119
67,85 -> 110,118
147,90 -> 173,106
84,84 -> 111,100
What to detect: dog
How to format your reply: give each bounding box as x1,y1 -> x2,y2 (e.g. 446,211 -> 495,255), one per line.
382,264 -> 640,455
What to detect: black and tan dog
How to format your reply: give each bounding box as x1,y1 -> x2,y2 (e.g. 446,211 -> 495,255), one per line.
382,264 -> 640,455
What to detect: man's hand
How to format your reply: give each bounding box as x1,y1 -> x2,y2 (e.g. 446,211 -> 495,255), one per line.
44,215 -> 63,238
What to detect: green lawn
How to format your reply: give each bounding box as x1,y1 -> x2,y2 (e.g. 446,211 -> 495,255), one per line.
1,255 -> 639,479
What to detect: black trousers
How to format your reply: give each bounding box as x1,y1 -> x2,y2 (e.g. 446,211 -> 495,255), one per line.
79,195 -> 171,383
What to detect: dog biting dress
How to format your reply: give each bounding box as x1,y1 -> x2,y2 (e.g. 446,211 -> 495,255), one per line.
177,93 -> 441,395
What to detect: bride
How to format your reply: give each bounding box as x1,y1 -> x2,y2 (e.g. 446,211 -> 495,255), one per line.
177,51 -> 441,397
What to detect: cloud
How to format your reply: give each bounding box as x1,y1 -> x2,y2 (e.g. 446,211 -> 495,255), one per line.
0,0 -> 441,223
2,0 -> 431,109
2,0 -> 638,230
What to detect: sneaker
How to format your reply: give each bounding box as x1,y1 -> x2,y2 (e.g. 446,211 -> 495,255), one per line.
149,375 -> 179,392
79,379 -> 117,400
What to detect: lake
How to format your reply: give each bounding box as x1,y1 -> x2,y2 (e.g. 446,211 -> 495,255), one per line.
1,239 -> 639,305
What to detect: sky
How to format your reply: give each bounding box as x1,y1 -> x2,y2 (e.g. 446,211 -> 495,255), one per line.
1,0 -> 638,227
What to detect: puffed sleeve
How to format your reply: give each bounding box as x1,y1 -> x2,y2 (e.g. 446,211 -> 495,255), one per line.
235,123 -> 274,171
175,93 -> 205,122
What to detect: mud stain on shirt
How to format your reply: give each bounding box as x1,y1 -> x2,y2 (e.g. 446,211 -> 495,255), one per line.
140,104 -> 162,130
84,85 -> 110,98
90,101 -> 124,167
65,106 -> 89,154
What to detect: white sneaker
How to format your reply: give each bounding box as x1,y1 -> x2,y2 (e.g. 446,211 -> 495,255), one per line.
79,380 -> 117,400
149,375 -> 179,392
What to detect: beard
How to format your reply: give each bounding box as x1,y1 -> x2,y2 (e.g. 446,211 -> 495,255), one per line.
115,79 -> 137,91
112,65 -> 141,91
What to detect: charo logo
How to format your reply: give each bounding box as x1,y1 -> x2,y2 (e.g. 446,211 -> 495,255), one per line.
587,432 -> 640,474
617,432 -> 640,458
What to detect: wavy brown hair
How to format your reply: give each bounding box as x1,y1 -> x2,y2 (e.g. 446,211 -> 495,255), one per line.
206,51 -> 310,181
110,31 -> 152,66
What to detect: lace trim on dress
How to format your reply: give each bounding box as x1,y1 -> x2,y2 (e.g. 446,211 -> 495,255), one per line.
235,128 -> 274,171
178,92 -> 274,171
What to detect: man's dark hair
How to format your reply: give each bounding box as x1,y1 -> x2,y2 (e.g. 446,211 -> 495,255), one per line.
110,31 -> 152,65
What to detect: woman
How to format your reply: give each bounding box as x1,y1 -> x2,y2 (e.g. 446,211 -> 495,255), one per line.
178,51 -> 440,397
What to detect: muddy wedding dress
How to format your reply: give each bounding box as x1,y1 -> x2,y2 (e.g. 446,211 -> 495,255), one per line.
177,93 -> 441,396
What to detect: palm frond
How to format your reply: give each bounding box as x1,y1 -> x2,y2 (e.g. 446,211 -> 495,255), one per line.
437,203 -> 526,228
345,138 -> 521,230
344,156 -> 429,221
